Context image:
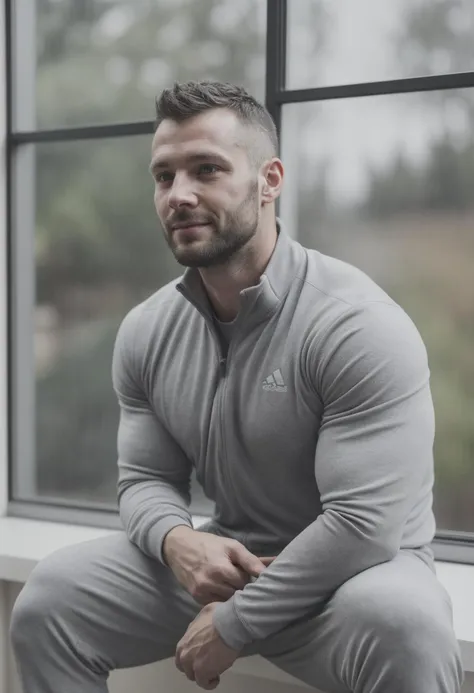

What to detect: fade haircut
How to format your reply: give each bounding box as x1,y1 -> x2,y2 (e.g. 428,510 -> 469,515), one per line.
155,80 -> 278,167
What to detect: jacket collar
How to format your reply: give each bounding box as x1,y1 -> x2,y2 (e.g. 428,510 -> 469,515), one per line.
176,219 -> 306,325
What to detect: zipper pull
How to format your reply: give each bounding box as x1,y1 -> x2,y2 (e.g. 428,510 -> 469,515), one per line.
219,358 -> 227,376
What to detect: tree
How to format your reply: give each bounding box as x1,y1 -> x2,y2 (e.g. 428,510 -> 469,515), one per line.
355,0 -> 474,531
395,0 -> 474,84
34,0 -> 268,505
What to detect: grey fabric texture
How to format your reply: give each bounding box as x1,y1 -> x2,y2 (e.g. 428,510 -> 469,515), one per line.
10,533 -> 463,692
113,224 -> 437,649
9,222 -> 464,692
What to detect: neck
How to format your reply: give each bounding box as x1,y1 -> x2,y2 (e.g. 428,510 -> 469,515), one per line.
199,217 -> 278,322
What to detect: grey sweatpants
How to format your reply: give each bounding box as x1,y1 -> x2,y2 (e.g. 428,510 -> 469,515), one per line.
10,532 -> 463,693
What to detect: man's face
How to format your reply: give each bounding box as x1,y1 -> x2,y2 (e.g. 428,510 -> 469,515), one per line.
150,109 -> 262,267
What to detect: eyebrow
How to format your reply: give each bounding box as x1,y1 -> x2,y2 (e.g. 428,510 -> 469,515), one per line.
149,152 -> 230,174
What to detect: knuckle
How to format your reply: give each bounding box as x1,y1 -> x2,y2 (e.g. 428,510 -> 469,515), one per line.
191,585 -> 202,600
208,563 -> 225,580
195,572 -> 208,588
198,576 -> 212,591
192,582 -> 210,603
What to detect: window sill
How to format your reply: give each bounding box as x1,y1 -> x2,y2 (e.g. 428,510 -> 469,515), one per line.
1,516 -> 474,676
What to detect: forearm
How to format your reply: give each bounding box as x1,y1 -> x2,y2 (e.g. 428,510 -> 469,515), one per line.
212,510 -> 395,649
119,477 -> 193,565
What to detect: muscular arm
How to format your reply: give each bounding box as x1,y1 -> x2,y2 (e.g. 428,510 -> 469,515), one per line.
113,308 -> 193,564
212,301 -> 436,649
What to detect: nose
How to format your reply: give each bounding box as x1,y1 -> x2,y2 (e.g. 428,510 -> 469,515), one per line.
167,172 -> 198,211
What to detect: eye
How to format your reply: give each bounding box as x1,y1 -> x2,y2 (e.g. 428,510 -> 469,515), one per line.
198,164 -> 219,175
155,171 -> 173,183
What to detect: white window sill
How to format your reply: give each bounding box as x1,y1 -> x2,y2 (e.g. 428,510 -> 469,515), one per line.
1,516 -> 474,678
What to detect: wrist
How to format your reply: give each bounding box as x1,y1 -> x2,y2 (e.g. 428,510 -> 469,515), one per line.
163,525 -> 195,566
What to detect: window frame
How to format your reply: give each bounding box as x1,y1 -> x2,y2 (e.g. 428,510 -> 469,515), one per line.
5,0 -> 474,562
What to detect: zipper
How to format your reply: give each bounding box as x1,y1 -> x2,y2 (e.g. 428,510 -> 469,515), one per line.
219,356 -> 227,377
175,285 -> 240,521
214,339 -> 235,520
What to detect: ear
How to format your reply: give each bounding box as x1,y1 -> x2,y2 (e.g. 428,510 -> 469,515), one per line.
261,158 -> 284,205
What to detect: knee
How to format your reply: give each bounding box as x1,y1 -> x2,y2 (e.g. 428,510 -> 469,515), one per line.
334,577 -> 461,668
10,548 -> 79,651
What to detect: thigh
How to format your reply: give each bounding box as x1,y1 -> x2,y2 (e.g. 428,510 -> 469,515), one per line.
257,549 -> 457,693
16,532 -> 201,671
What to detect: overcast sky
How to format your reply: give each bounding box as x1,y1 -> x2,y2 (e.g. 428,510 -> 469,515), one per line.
284,0 -> 474,203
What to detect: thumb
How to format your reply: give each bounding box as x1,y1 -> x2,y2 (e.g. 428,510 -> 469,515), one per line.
229,544 -> 267,577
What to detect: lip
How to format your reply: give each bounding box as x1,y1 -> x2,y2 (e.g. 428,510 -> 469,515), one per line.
171,222 -> 210,231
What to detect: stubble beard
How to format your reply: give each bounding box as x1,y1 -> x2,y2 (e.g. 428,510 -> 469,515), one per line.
164,180 -> 260,268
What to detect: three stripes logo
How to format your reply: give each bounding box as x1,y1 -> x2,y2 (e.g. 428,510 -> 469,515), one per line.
262,368 -> 287,393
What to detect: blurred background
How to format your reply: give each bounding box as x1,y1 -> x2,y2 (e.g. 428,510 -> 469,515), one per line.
8,0 -> 474,533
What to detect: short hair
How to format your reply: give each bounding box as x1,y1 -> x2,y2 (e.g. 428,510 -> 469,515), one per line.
155,80 -> 279,166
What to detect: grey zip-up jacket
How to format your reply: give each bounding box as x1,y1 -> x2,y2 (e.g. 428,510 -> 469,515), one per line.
112,223 -> 436,650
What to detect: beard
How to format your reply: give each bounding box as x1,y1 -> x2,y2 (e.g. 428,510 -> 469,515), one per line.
163,179 -> 260,268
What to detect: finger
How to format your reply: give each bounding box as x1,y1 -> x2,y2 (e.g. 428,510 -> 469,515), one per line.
181,659 -> 196,682
204,583 -> 237,602
229,545 -> 266,578
195,592 -> 223,606
175,648 -> 194,681
220,563 -> 252,590
175,642 -> 183,672
258,556 -> 277,566
196,673 -> 220,690
175,650 -> 184,673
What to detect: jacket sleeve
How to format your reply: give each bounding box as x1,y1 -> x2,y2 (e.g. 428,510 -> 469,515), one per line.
112,307 -> 194,564
212,301 -> 436,649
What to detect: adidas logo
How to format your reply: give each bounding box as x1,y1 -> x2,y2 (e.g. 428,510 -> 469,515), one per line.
262,369 -> 287,393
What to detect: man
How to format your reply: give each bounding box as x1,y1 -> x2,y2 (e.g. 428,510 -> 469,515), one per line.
11,80 -> 463,693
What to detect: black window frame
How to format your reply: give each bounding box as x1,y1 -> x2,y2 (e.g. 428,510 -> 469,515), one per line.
5,0 -> 474,561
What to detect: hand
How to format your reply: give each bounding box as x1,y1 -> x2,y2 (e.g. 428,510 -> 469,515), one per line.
163,526 -> 276,605
175,602 -> 239,690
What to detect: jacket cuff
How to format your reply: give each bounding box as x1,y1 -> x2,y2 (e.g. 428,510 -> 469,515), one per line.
146,516 -> 193,565
212,598 -> 255,650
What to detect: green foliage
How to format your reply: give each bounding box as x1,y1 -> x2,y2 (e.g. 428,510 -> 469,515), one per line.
36,0 -> 267,128
37,319 -> 120,502
363,134 -> 474,219
394,0 -> 474,78
34,0 -> 266,508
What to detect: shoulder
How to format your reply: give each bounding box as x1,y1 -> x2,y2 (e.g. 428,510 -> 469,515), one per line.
116,276 -> 185,346
299,247 -> 424,352
297,249 -> 429,401
302,247 -> 395,307
112,276 -> 185,389
309,299 -> 429,407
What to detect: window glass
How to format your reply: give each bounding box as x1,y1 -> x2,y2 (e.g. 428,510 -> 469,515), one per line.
281,88 -> 474,532
287,0 -> 474,90
12,136 -> 213,514
14,0 -> 266,130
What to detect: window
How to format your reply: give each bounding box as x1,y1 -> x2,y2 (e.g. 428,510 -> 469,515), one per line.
281,89 -> 474,534
8,0 -> 266,519
14,0 -> 267,130
278,0 -> 474,555
7,0 -> 474,557
287,0 -> 474,89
